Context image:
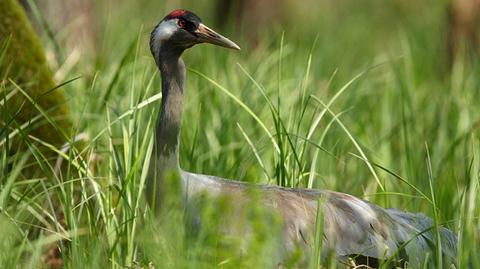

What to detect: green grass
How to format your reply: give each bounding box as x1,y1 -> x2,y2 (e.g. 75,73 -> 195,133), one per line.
1,0 -> 479,268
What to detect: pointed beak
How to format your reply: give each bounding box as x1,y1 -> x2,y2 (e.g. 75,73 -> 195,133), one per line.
195,23 -> 241,50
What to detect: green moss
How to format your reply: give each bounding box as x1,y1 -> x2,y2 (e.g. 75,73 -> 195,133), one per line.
0,0 -> 70,150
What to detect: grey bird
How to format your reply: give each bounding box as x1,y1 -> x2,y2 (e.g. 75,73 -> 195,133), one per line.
147,9 -> 458,268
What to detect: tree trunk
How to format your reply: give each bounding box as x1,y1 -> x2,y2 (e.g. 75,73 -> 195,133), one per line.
214,0 -> 283,46
0,0 -> 71,162
448,0 -> 480,63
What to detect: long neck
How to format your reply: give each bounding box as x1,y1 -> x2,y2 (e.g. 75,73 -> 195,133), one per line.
156,50 -> 185,168
148,46 -> 186,210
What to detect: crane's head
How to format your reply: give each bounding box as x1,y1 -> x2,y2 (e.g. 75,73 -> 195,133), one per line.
150,9 -> 240,64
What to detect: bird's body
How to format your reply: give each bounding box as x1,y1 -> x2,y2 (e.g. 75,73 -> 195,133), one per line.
182,171 -> 457,267
147,9 -> 458,268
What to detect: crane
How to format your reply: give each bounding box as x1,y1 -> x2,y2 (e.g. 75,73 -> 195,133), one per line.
146,9 -> 458,268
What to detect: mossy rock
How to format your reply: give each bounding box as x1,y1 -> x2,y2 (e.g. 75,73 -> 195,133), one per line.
0,0 -> 71,154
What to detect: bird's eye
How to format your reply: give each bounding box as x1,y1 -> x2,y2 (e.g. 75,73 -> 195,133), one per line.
177,19 -> 186,28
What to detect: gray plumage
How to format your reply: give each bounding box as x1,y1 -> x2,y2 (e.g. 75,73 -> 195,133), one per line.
147,9 -> 458,268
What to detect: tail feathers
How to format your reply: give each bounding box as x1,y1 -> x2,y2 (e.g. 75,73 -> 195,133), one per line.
386,208 -> 457,268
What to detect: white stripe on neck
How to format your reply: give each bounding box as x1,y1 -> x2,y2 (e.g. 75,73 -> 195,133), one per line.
151,19 -> 179,63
